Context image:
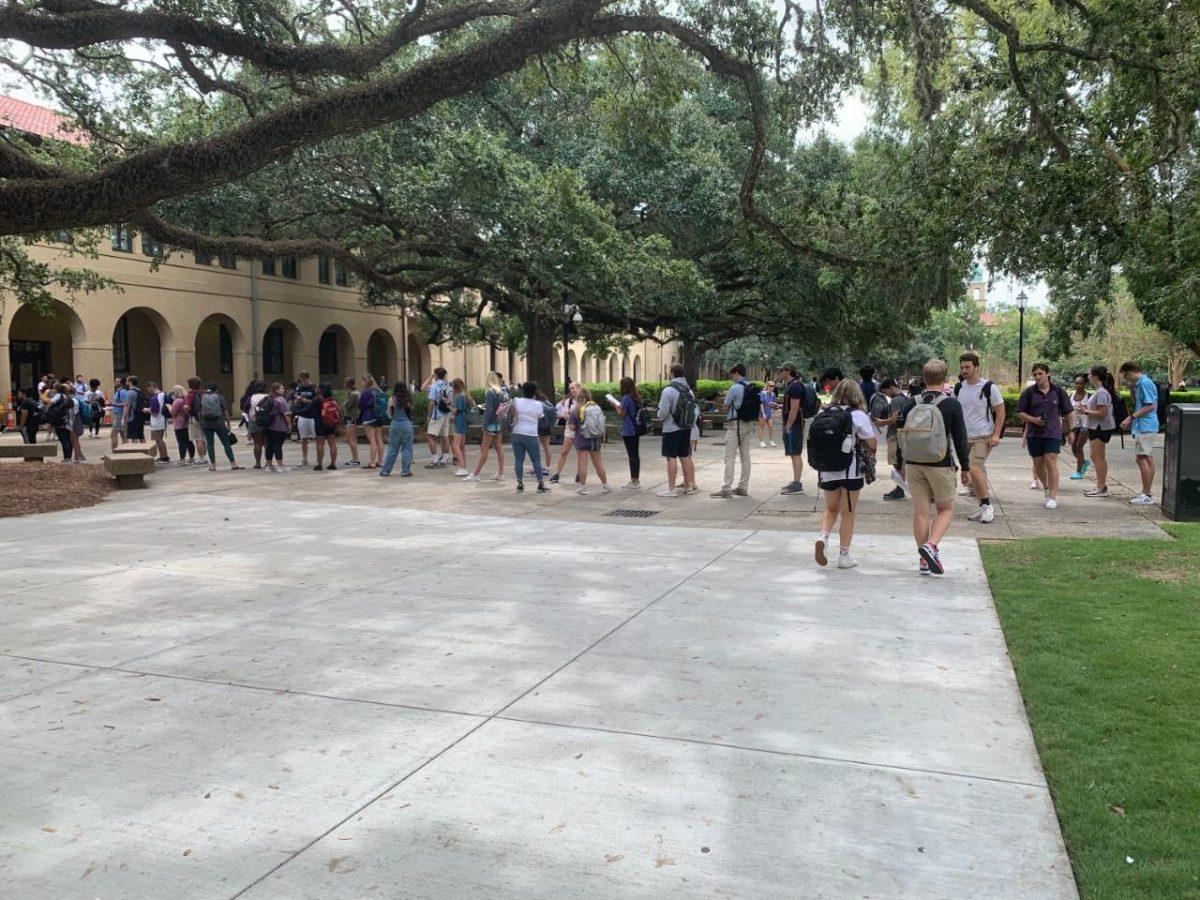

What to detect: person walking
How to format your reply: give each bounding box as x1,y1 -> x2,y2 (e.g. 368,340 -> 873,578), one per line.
712,363 -> 756,499
810,380 -> 877,569
550,381 -> 580,484
1080,365 -> 1116,498
450,377 -> 471,476
198,382 -> 243,472
895,359 -> 972,575
1118,361 -> 1160,506
108,376 -> 126,450
778,364 -> 810,495
509,381 -> 551,493
758,381 -> 777,448
656,365 -> 697,497
380,382 -> 415,477
465,372 -> 506,482
358,374 -> 386,468
313,383 -> 340,470
147,381 -> 170,463
607,376 -> 643,489
243,380 -> 267,469
292,371 -> 316,468
264,382 -> 291,472
183,377 -> 210,466
874,378 -> 908,500
169,383 -> 195,465
1067,373 -> 1092,481
954,352 -> 1005,523
45,382 -> 75,461
573,386 -> 611,495
421,368 -> 452,468
84,379 -> 104,439
341,376 -> 362,467
1017,363 -> 1073,510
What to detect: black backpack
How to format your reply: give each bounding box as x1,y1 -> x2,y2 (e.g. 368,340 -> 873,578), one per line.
254,395 -> 275,429
1156,382 -> 1171,426
736,383 -> 761,422
807,405 -> 855,473
43,396 -> 69,428
802,383 -> 820,419
954,379 -> 998,421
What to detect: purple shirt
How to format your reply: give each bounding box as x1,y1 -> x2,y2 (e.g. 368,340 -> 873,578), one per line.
1018,384 -> 1073,440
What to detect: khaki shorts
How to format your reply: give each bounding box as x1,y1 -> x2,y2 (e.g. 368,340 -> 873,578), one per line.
968,437 -> 992,493
1133,432 -> 1156,457
187,419 -> 205,444
886,432 -> 899,467
427,414 -> 451,438
907,464 -> 957,505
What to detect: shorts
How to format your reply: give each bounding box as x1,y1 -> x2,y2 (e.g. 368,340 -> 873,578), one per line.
819,477 -> 864,492
1088,428 -> 1113,443
485,423 -> 501,434
126,418 -> 145,441
762,410 -> 774,421
188,419 -> 205,445
538,424 -> 552,437
296,416 -> 316,440
343,416 -> 359,428
575,436 -> 601,453
1133,432 -> 1155,457
1026,436 -> 1061,458
315,420 -> 335,438
886,432 -> 899,467
907,464 -> 958,504
246,419 -> 261,436
454,422 -> 469,437
783,426 -> 803,457
428,415 -> 451,438
662,429 -> 691,458
968,437 -> 992,471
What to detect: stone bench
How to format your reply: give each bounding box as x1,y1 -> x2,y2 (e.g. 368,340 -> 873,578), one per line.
0,444 -> 58,463
103,451 -> 155,488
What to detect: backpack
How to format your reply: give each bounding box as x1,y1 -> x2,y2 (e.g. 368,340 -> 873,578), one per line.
736,382 -> 761,422
43,396 -> 69,428
1156,382 -> 1171,426
254,395 -> 275,428
77,397 -> 93,426
806,406 -> 855,472
1110,389 -> 1129,430
374,389 -> 391,426
953,379 -> 998,422
436,385 -> 452,415
581,403 -> 606,439
802,383 -> 820,419
187,388 -> 204,420
868,390 -> 892,423
500,399 -> 518,430
898,393 -> 950,464
670,384 -> 699,430
635,405 -> 652,437
199,392 -> 224,424
320,397 -> 340,429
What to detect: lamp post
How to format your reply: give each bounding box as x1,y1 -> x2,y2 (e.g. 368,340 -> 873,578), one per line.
562,302 -> 582,386
1016,290 -> 1028,386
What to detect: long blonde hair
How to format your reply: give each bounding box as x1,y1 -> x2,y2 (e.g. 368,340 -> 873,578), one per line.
485,371 -> 502,392
831,378 -> 866,411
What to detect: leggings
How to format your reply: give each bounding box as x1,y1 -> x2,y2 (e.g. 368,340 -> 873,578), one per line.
511,433 -> 543,484
89,407 -> 102,436
623,434 -> 641,480
203,426 -> 236,464
54,426 -> 72,459
265,429 -> 287,463
174,426 -> 194,460
22,424 -> 38,444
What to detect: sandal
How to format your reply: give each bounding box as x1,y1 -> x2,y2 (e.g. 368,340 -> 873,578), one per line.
231,465 -> 244,471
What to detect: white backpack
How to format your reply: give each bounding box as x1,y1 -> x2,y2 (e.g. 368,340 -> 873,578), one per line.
898,394 -> 949,463
581,403 -> 606,439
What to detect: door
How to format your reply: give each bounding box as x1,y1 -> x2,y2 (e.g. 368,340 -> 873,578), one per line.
10,340 -> 51,393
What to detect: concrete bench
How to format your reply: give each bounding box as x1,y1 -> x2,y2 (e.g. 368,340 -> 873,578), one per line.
103,451 -> 155,488
0,444 -> 58,463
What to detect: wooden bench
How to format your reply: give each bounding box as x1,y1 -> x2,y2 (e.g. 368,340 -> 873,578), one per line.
0,444 -> 58,463
103,450 -> 155,488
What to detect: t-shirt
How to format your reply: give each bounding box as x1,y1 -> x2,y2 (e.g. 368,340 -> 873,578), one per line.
1084,386 -> 1115,432
427,380 -> 448,420
818,408 -> 875,481
293,383 -> 316,417
759,389 -> 776,417
1067,391 -> 1090,431
1131,374 -> 1159,434
453,394 -> 469,432
657,380 -> 692,434
149,391 -> 167,430
1018,384 -> 1073,440
620,394 -> 637,437
957,379 -> 1005,439
782,379 -> 806,428
512,397 -> 543,437
17,397 -> 40,426
723,379 -> 746,421
269,395 -> 290,432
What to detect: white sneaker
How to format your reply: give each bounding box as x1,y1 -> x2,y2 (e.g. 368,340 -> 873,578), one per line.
656,488 -> 680,497
759,441 -> 767,448
1044,498 -> 1058,509
463,473 -> 479,482
621,481 -> 639,489
1129,493 -> 1155,506
490,474 -> 507,482
837,554 -> 858,569
453,468 -> 469,477
576,487 -> 589,496
683,485 -> 697,495
1084,487 -> 1109,497
979,504 -> 994,524
1029,480 -> 1042,490
769,441 -> 777,447
601,484 -> 612,494
275,465 -> 291,474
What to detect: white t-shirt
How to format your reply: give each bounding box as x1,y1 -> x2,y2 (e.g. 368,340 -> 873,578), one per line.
149,391 -> 167,430
1084,386 -> 1115,432
818,408 -> 875,481
512,397 -> 544,437
957,379 -> 1004,439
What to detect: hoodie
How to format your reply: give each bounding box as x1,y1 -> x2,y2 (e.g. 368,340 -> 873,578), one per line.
657,377 -> 693,433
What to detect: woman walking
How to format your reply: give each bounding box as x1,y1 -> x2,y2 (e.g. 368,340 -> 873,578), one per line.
465,372 -> 506,482
815,380 -> 876,570
550,381 -> 580,484
510,381 -> 550,493
573,387 -> 611,495
450,377 -> 470,476
198,382 -> 244,472
758,381 -> 778,448
358,374 -> 385,468
380,382 -> 415,477
169,384 -> 195,465
607,377 -> 642,489
1067,374 -> 1091,480
342,376 -> 362,467
265,382 -> 291,472
1080,365 -> 1116,498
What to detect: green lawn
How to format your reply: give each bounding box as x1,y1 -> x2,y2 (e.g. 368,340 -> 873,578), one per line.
981,525 -> 1200,900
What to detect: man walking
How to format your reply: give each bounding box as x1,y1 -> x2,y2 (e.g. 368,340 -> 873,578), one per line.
712,363 -> 755,498
954,352 -> 1006,523
421,367 -> 452,468
874,378 -> 909,500
656,364 -> 697,496
292,371 -> 317,467
1118,361 -> 1159,506
895,359 -> 971,575
1016,363 -> 1074,510
778,364 -> 808,495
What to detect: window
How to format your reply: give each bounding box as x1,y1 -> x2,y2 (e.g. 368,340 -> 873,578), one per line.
110,225 -> 133,252
141,234 -> 163,257
112,315 -> 130,375
261,257 -> 276,276
194,251 -> 213,266
319,331 -> 339,375
281,255 -> 298,279
218,251 -> 236,270
318,254 -> 331,284
263,327 -> 284,375
334,260 -> 349,287
219,324 -> 233,374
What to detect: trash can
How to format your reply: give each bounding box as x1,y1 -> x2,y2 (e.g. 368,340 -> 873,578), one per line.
1162,404 -> 1200,521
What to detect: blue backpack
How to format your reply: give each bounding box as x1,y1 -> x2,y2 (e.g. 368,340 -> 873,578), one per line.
374,389 -> 391,425
76,397 -> 93,425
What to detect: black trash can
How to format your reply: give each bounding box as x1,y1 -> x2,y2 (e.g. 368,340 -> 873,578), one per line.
1162,403 -> 1200,521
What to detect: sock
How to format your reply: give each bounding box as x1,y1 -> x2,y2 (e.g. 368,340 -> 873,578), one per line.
980,498 -> 990,506
839,548 -> 850,557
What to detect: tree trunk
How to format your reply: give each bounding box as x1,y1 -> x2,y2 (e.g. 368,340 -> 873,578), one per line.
680,337 -> 701,386
523,310 -> 557,395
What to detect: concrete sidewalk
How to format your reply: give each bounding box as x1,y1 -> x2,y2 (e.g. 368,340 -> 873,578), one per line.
0,494 -> 1076,898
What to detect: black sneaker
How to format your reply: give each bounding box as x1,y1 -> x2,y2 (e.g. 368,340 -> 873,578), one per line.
516,482 -> 525,492
549,474 -> 560,484
883,486 -> 906,501
327,463 -> 337,470
780,482 -> 804,495
313,465 -> 323,471
537,482 -> 550,493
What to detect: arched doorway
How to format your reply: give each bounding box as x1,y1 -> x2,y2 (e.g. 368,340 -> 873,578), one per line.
262,319 -> 303,385
580,352 -> 592,384
607,355 -> 616,382
552,351 -> 563,385
195,313 -> 246,399
367,329 -> 398,385
8,299 -> 86,391
112,307 -> 172,385
566,349 -> 578,383
621,353 -> 631,378
318,325 -> 354,386
406,333 -> 430,385
633,355 -> 642,383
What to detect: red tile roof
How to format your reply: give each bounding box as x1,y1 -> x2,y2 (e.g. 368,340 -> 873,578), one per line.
0,94 -> 88,145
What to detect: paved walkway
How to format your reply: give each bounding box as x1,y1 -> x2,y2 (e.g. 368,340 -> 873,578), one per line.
0,484 -> 1079,897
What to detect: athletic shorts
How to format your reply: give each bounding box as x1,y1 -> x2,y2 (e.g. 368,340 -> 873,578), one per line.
661,429 -> 691,459
818,477 -> 864,492
296,416 -> 316,440
1088,428 -> 1113,443
1026,436 -> 1060,458
783,426 -> 803,457
906,464 -> 957,504
1133,432 -> 1155,457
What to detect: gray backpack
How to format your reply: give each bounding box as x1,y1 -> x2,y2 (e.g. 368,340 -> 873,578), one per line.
199,392 -> 224,424
581,403 -> 606,439
898,393 -> 949,463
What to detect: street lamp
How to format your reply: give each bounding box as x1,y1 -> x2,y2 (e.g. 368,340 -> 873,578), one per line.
1016,290 -> 1028,385
562,302 -> 582,385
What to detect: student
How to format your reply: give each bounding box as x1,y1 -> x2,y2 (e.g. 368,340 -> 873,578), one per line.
895,359 -> 972,575
450,377 -> 470,476
84,379 -> 104,438
510,381 -> 551,493
757,381 -> 777,448
313,383 -> 340,471
243,380 -> 267,469
535,387 -> 554,478
712,363 -> 755,498
342,376 -> 362,467
292,371 -> 317,468
550,381 -> 581,484
169,383 -> 195,465
1080,365 -> 1116,498
954,352 -> 1006,523
571,386 -> 611,495
1118,361 -> 1160,505
1017,363 -> 1073,509
264,382 -> 291,472
380,382 -> 415,477
45,382 -> 76,461
14,387 -> 41,445
198,382 -> 243,472
147,381 -> 170,463
123,375 -> 147,444
858,365 -> 877,404
811,380 -> 877,569
183,376 -> 210,466
358,373 -> 385,469
1067,373 -> 1091,480
778,364 -> 808,495
656,364 -> 697,497
109,376 -> 126,450
820,367 -> 844,397
420,368 -> 452,468
466,372 -> 507,482
875,379 -> 908,500
608,376 -> 642,489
